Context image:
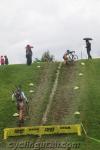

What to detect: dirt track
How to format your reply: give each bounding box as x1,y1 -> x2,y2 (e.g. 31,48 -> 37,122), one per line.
47,63 -> 80,125
33,62 -> 81,150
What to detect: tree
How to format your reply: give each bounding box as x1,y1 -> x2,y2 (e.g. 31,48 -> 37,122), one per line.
41,50 -> 54,62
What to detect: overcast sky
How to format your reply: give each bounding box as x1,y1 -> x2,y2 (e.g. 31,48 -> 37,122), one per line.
0,0 -> 100,64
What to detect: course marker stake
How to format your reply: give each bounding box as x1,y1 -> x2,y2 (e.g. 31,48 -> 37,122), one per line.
74,111 -> 80,115
79,73 -> 83,76
29,83 -> 34,86
74,86 -> 79,90
81,62 -> 85,66
13,113 -> 19,117
37,66 -> 41,68
29,90 -> 34,93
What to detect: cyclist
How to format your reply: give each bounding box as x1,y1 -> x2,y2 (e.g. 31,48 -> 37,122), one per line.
63,50 -> 77,64
63,51 -> 68,64
63,50 -> 72,64
12,87 -> 28,127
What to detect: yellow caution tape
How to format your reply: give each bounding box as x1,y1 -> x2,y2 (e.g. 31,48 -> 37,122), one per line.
4,124 -> 81,140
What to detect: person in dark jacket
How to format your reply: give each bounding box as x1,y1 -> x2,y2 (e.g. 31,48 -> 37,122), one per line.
4,55 -> 9,65
86,40 -> 92,59
25,45 -> 33,65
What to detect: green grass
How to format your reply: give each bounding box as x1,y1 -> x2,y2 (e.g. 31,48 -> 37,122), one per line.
0,64 -> 42,128
0,62 -> 59,149
40,59 -> 100,150
77,59 -> 100,149
0,59 -> 100,150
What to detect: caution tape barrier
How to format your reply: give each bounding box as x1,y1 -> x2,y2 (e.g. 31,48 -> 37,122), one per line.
4,124 -> 81,140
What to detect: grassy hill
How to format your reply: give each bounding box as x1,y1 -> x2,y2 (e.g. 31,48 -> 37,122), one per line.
45,59 -> 100,150
0,60 -> 100,149
0,62 -> 59,149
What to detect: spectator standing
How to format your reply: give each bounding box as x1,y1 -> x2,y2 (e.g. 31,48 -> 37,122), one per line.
4,55 -> 9,65
25,44 -> 33,65
1,56 -> 5,65
86,40 -> 92,59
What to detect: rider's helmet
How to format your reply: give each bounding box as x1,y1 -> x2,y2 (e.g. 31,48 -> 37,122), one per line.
15,88 -> 23,101
66,50 -> 70,54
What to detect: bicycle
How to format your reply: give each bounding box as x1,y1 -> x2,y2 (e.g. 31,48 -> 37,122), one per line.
67,51 -> 78,64
12,88 -> 29,127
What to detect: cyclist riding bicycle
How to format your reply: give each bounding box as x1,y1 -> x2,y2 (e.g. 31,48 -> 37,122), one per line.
12,87 -> 28,127
63,50 -> 78,64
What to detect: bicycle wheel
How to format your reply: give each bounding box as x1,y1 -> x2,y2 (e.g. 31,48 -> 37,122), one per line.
73,55 -> 78,61
68,54 -> 72,61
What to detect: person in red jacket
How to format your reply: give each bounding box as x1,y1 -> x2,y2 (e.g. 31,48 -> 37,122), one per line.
1,56 -> 5,65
